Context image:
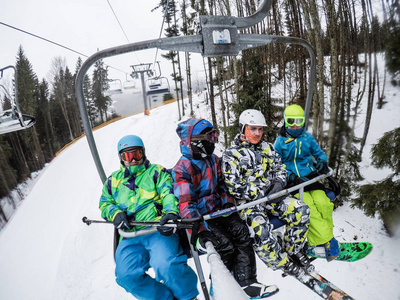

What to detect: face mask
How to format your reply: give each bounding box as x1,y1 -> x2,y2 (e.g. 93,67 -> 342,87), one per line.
191,140 -> 215,158
286,127 -> 304,138
242,126 -> 262,144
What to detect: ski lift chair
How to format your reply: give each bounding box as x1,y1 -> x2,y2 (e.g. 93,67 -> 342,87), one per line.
0,66 -> 36,135
104,79 -> 123,96
74,0 -> 319,298
123,80 -> 136,90
145,77 -> 170,96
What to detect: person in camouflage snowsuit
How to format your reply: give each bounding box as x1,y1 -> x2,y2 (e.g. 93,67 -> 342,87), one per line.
99,135 -> 198,300
172,118 -> 278,299
222,109 -> 310,276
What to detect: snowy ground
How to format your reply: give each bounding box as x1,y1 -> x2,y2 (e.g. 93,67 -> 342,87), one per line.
1,56 -> 400,299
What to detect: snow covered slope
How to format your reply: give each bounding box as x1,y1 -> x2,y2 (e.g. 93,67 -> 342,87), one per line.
0,87 -> 399,299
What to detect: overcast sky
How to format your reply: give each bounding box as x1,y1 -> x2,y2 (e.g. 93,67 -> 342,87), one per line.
0,0 -> 206,87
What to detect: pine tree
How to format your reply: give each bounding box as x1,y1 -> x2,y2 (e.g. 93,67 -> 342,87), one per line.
13,46 -> 44,174
352,127 -> 400,235
36,78 -> 55,160
92,60 -> 111,124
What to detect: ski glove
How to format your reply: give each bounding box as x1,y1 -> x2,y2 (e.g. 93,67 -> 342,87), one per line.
288,173 -> 308,185
267,181 -> 286,203
196,230 -> 218,253
113,212 -> 132,231
157,213 -> 178,236
316,160 -> 329,174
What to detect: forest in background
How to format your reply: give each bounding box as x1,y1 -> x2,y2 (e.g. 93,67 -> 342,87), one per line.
1,0 -> 399,233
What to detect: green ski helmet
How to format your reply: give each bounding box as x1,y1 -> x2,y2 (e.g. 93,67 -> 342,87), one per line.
284,104 -> 305,127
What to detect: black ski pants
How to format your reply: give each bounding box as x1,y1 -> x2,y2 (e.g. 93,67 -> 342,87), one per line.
206,212 -> 257,287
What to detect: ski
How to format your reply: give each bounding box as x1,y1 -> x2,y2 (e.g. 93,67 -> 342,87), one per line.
307,242 -> 373,262
288,266 -> 355,300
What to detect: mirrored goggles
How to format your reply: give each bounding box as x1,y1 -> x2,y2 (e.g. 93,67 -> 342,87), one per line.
285,117 -> 305,127
120,148 -> 144,162
191,129 -> 219,143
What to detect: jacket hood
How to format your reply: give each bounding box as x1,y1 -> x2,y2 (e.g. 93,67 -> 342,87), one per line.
176,118 -> 206,159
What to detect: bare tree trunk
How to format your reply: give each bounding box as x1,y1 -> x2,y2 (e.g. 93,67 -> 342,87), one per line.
325,0 -> 340,161
216,58 -> 228,147
185,52 -> 193,116
57,96 -> 74,141
300,0 -> 325,141
9,133 -> 29,177
359,0 -> 376,157
208,57 -> 218,127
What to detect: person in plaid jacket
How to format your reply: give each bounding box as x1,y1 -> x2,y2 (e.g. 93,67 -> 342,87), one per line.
172,118 -> 278,299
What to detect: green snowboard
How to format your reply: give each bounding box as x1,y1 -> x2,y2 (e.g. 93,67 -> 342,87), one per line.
306,242 -> 373,262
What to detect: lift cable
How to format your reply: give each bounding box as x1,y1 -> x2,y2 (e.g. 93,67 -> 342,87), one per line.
106,0 -> 143,71
0,21 -> 128,75
107,0 -> 130,43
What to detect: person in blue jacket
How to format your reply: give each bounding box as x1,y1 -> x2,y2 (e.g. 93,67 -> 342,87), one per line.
274,104 -> 340,261
172,118 -> 278,299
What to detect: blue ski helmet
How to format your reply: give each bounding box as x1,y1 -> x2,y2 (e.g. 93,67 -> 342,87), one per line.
192,119 -> 213,135
117,135 -> 145,153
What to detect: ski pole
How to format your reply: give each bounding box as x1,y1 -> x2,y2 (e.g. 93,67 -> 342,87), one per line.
82,216 -> 199,229
185,229 -> 211,300
203,170 -> 332,221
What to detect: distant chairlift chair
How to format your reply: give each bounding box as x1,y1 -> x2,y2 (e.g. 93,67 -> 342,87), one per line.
0,65 -> 35,135
123,73 -> 140,93
146,77 -> 170,106
104,79 -> 123,96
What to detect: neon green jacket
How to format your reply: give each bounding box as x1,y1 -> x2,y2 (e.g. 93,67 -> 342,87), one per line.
99,159 -> 179,232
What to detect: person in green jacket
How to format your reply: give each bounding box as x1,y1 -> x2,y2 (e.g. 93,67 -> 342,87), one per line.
99,135 -> 198,300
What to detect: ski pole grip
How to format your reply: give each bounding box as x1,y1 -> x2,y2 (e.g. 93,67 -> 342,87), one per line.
82,216 -> 91,225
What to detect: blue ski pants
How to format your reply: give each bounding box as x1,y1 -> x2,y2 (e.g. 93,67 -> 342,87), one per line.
115,231 -> 198,300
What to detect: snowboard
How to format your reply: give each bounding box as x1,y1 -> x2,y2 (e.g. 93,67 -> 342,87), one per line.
292,266 -> 355,300
306,242 -> 373,262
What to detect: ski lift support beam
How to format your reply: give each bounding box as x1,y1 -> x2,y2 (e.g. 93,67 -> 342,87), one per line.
130,63 -> 154,114
75,0 -> 316,183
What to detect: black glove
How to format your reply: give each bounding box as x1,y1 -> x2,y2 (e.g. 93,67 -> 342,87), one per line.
157,213 -> 179,236
113,212 -> 132,231
196,230 -> 218,253
267,181 -> 286,202
288,173 -> 308,186
294,176 -> 309,185
316,160 -> 329,174
288,173 -> 298,185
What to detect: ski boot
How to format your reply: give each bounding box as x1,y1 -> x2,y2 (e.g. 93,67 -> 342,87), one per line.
290,249 -> 311,269
281,259 -> 303,277
242,282 -> 279,299
324,237 -> 340,262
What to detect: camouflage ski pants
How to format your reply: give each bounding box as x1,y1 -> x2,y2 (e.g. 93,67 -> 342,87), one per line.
240,197 -> 310,270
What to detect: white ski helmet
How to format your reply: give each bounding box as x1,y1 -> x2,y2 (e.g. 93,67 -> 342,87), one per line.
239,109 -> 267,133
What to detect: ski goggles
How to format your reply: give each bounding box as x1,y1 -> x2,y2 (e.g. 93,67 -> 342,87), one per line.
119,147 -> 144,162
285,117 -> 305,127
191,129 -> 219,143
